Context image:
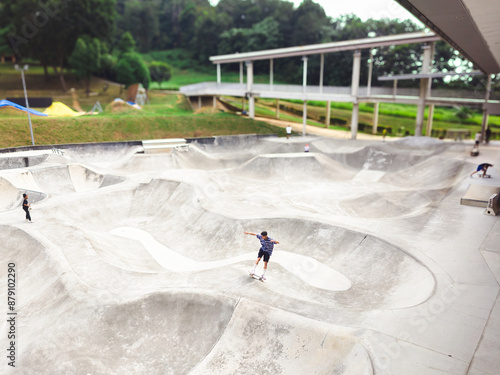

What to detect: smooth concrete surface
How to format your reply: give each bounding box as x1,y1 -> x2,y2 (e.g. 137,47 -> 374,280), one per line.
461,184 -> 500,207
0,135 -> 499,374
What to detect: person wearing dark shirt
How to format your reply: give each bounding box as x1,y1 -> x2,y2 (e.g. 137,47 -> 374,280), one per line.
22,193 -> 32,223
470,163 -> 493,178
245,231 -> 279,280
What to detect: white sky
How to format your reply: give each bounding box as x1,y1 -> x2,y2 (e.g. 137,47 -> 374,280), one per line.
209,0 -> 418,22
290,0 -> 417,21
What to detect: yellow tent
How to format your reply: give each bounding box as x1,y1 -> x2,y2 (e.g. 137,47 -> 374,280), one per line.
43,102 -> 85,117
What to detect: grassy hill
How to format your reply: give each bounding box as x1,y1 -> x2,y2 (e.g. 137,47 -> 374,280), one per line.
0,64 -> 284,149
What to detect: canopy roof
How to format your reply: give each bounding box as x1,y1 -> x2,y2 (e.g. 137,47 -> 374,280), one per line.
210,31 -> 440,64
395,0 -> 500,73
378,70 -> 483,81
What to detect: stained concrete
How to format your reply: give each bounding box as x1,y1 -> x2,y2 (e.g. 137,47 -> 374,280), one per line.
0,135 -> 499,374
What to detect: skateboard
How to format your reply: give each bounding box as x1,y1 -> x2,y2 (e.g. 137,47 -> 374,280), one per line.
249,272 -> 265,282
480,174 -> 491,178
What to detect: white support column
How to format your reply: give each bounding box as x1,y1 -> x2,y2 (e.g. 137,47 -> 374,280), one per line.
302,57 -> 308,93
246,61 -> 255,119
303,101 -> 307,136
350,50 -> 361,140
249,96 -> 255,118
270,58 -> 274,91
216,63 -> 221,86
198,96 -> 202,109
325,101 -> 331,128
213,96 -> 216,108
481,74 -> 492,141
424,42 -> 436,137
426,104 -> 434,136
276,99 -> 280,119
372,102 -> 379,134
415,44 -> 432,136
367,50 -> 374,97
428,42 -> 435,97
393,80 -> 398,97
239,62 -> 243,85
246,61 -> 253,92
320,53 -> 324,93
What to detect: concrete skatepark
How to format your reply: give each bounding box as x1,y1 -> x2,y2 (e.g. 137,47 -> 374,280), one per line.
1,134 -> 499,374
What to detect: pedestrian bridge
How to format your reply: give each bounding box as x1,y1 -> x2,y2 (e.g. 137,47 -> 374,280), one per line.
179,31 -> 499,139
180,82 -> 493,106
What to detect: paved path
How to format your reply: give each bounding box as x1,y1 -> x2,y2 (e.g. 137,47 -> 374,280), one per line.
254,115 -> 395,140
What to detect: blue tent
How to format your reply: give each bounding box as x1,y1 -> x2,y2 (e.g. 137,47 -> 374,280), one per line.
0,99 -> 48,116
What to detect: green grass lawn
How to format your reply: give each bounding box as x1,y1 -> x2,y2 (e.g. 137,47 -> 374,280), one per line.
283,99 -> 500,127
0,89 -> 285,148
142,48 -> 283,90
149,68 -> 277,90
254,97 -> 500,137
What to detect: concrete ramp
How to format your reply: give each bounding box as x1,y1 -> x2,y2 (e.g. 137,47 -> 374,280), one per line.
235,152 -> 355,182
380,157 -> 470,189
42,178 -> 435,310
17,165 -> 126,195
3,136 -> 497,374
0,177 -> 20,210
461,184 -> 500,207
191,299 -> 373,375
21,290 -> 238,374
0,153 -> 48,170
0,225 -> 370,374
340,191 -> 430,218
110,153 -> 178,173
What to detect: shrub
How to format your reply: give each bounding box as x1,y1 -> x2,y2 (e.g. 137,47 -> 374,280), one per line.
148,61 -> 173,86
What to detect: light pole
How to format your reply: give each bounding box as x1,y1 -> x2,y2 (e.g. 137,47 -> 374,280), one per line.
15,64 -> 35,146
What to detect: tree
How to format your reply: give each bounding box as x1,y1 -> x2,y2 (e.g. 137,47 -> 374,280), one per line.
122,0 -> 158,52
291,0 -> 331,46
117,31 -> 136,57
154,0 -> 212,50
192,9 -> 231,63
116,52 -> 150,89
148,61 -> 172,87
1,0 -> 115,91
69,36 -> 102,96
0,25 -> 14,57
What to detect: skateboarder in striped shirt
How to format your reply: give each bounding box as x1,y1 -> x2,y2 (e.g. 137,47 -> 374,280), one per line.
245,231 -> 279,280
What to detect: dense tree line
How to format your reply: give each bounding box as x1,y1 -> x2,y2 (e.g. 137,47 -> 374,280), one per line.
0,0 -> 491,91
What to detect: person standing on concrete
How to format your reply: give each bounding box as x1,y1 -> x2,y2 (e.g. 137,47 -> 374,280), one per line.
245,231 -> 279,280
22,193 -> 32,223
485,128 -> 491,144
304,144 -> 310,152
470,163 -> 493,178
286,125 -> 292,139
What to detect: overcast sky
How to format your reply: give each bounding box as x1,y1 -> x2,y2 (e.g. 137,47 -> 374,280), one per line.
209,0 -> 418,22
288,0 -> 417,21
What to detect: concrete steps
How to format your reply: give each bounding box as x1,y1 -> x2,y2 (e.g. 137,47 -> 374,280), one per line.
142,138 -> 189,153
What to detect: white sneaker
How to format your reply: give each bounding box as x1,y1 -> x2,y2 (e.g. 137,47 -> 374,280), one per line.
260,275 -> 266,281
